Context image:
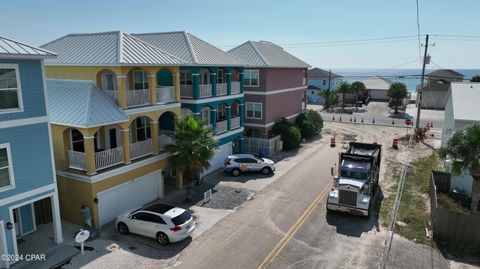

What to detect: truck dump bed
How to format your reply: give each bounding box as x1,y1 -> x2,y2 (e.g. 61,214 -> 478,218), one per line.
346,142 -> 382,157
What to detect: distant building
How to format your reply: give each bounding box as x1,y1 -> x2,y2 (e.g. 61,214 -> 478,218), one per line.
441,82 -> 480,196
360,76 -> 392,101
417,69 -> 464,110
229,41 -> 310,138
307,68 -> 342,104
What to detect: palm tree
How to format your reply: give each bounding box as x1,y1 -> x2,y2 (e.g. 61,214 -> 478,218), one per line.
165,116 -> 218,201
320,89 -> 338,109
351,81 -> 367,107
438,124 -> 480,214
386,82 -> 408,113
337,81 -> 352,109
470,75 -> 480,82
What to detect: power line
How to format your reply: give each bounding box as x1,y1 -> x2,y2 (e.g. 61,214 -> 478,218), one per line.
415,0 -> 422,60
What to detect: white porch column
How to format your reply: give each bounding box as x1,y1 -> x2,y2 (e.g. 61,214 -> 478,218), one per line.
51,192 -> 63,244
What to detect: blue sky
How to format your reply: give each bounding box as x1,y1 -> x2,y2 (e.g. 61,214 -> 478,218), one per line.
2,0 -> 479,69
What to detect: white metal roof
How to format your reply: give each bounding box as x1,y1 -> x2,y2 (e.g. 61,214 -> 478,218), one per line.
449,82 -> 480,122
132,31 -> 244,66
0,36 -> 56,59
228,41 -> 310,68
47,79 -> 128,128
41,31 -> 186,66
360,76 -> 392,90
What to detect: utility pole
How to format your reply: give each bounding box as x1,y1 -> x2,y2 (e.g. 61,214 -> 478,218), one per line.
327,69 -> 332,108
416,34 -> 429,131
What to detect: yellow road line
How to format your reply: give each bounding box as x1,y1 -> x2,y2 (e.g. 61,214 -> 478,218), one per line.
257,183 -> 332,269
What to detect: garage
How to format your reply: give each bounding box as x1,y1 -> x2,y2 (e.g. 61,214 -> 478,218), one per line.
97,170 -> 163,226
204,142 -> 232,175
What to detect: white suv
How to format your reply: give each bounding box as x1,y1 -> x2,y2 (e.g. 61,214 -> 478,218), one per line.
224,154 -> 275,177
116,203 -> 195,245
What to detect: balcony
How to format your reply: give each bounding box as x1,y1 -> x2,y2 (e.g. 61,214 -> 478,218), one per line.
216,83 -> 228,96
127,89 -> 150,107
180,85 -> 193,98
231,81 -> 241,94
216,120 -> 228,134
130,139 -> 152,160
156,86 -> 175,104
231,117 -> 241,129
199,84 -> 212,98
158,131 -> 175,151
67,147 -> 124,171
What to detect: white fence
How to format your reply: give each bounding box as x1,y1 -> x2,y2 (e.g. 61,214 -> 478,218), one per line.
216,83 -> 228,96
180,85 -> 193,98
68,150 -> 86,170
68,147 -> 124,171
216,120 -> 228,133
231,81 -> 241,94
231,117 -> 241,129
130,139 -> 152,160
243,135 -> 282,157
199,84 -> 212,98
156,86 -> 175,103
127,89 -> 150,107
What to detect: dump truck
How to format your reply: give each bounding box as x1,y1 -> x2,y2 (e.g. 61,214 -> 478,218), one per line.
326,142 -> 382,217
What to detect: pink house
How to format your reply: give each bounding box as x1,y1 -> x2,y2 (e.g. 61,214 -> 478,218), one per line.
229,41 -> 310,138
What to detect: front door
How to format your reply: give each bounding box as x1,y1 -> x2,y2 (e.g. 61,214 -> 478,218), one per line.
108,128 -> 118,149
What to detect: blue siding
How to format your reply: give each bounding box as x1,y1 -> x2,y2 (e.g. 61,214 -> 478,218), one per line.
0,123 -> 54,199
0,59 -> 47,121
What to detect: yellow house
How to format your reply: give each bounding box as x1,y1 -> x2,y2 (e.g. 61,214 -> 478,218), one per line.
42,31 -> 187,228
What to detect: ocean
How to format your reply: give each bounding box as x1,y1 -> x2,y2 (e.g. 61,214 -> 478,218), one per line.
331,68 -> 480,93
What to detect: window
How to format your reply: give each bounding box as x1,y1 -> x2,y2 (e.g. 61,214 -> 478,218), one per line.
71,129 -> 99,152
217,103 -> 227,121
172,211 -> 192,226
231,102 -> 240,117
246,102 -> 262,119
133,70 -> 148,90
243,70 -> 259,87
322,80 -> 326,86
131,212 -> 150,221
180,70 -> 192,86
217,70 -> 226,84
0,144 -> 15,191
150,215 -> 167,224
136,118 -> 151,141
200,107 -> 210,125
0,65 -> 23,112
200,70 -> 210,85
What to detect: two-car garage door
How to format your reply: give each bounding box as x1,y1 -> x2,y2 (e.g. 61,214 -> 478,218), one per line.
204,143 -> 232,175
97,170 -> 163,226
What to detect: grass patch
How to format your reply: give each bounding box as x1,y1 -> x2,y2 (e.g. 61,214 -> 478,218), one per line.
381,154 -> 439,245
437,193 -> 471,214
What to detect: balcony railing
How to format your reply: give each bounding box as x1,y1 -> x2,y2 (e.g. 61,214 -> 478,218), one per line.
130,139 -> 152,160
204,123 -> 213,130
158,131 -> 175,151
216,120 -> 228,134
231,81 -> 241,94
128,89 -> 150,107
216,83 -> 228,96
180,85 -> 193,98
156,86 -> 175,104
231,116 -> 241,129
67,147 -> 124,172
199,84 -> 212,98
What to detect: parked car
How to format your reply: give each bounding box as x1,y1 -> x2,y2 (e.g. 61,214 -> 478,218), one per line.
116,203 -> 195,245
224,154 -> 275,177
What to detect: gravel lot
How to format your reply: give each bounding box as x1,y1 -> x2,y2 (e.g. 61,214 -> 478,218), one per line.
195,184 -> 255,210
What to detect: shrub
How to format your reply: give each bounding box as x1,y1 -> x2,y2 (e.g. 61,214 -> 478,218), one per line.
295,110 -> 324,139
272,118 -> 301,150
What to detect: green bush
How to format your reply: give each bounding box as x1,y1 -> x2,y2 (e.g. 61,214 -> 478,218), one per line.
272,118 -> 302,150
282,126 -> 302,150
294,110 -> 324,139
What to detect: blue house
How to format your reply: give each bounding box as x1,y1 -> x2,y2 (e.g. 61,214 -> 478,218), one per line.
307,68 -> 343,104
133,32 -> 245,174
0,36 -> 62,267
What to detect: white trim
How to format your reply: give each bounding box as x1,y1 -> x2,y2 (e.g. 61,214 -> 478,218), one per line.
0,183 -> 56,206
0,64 -> 24,115
244,112 -> 301,128
0,221 -> 8,268
244,86 -> 307,96
116,75 -> 127,78
56,152 -> 170,183
180,93 -> 243,105
0,116 -> 49,129
125,103 -> 181,115
213,127 -> 244,140
245,102 -> 263,120
0,143 -> 15,193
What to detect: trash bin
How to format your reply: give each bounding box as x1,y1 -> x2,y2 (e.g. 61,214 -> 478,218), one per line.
259,148 -> 268,157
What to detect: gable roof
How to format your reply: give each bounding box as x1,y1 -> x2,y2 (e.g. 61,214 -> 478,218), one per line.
449,82 -> 480,122
47,79 -> 128,128
228,41 -> 310,68
427,69 -> 464,81
308,68 -> 342,79
0,36 -> 56,59
132,31 -> 244,66
41,31 -> 186,66
360,76 -> 392,90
